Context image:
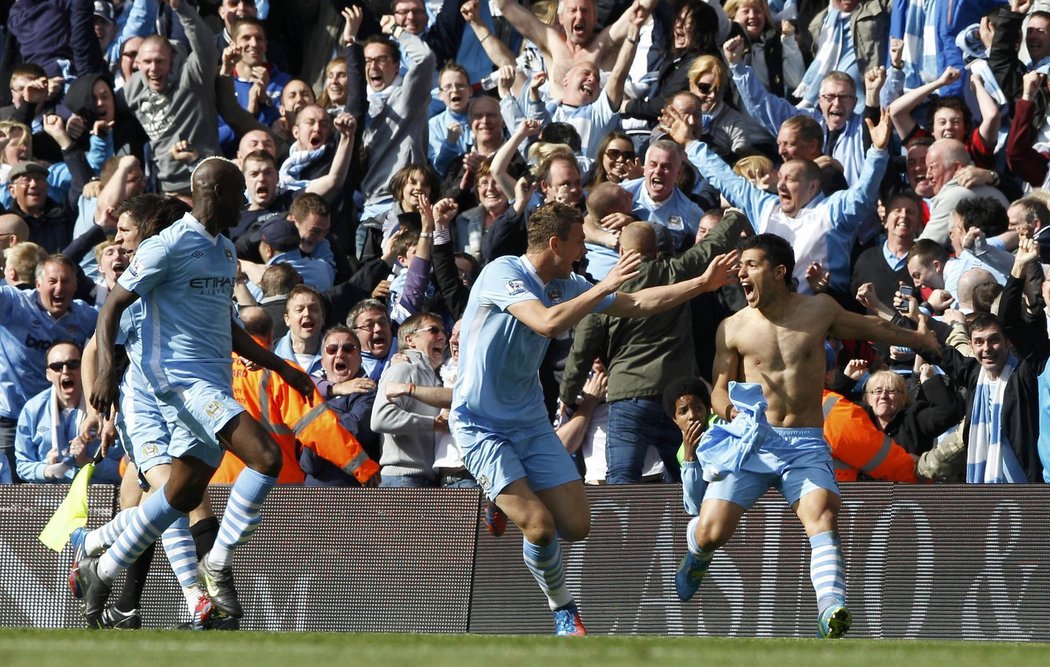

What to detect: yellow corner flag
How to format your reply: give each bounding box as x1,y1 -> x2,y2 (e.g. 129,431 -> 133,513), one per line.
38,463 -> 95,552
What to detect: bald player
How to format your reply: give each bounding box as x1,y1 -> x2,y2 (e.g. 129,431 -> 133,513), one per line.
71,158 -> 315,627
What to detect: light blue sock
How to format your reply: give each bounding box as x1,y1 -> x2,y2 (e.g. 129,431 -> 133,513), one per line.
161,516 -> 199,589
810,531 -> 846,613
522,537 -> 573,611
98,487 -> 185,583
207,467 -> 276,568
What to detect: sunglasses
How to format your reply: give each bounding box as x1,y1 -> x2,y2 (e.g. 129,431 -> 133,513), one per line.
605,147 -> 636,162
325,342 -> 359,355
410,325 -> 446,336
695,82 -> 716,95
48,359 -> 81,372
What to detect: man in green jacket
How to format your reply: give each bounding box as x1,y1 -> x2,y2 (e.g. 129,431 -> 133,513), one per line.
559,209 -> 751,484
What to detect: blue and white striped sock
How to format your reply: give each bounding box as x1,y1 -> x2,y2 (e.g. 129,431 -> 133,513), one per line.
87,507 -> 137,555
810,531 -> 846,613
206,467 -> 276,569
522,537 -> 573,611
161,516 -> 199,590
98,487 -> 185,583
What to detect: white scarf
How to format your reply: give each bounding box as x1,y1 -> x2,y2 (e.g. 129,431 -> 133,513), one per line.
49,388 -> 87,475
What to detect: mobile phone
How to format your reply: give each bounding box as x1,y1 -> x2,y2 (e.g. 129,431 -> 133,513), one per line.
898,285 -> 914,312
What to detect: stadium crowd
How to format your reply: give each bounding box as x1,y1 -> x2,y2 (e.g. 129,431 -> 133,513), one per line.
1,0 -> 1049,498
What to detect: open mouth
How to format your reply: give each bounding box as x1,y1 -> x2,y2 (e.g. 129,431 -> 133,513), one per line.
572,23 -> 586,39
741,281 -> 756,301
255,184 -> 271,200
309,134 -> 323,148
580,83 -> 594,96
112,260 -> 128,275
60,377 -> 75,391
333,359 -> 348,374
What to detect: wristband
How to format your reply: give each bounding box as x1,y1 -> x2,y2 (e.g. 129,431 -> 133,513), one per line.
419,232 -> 433,239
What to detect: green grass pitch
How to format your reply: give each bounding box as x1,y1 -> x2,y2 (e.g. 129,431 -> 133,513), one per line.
3,630 -> 1050,667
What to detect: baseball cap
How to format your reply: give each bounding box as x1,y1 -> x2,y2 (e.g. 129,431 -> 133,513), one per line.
94,1 -> 115,24
259,218 -> 300,252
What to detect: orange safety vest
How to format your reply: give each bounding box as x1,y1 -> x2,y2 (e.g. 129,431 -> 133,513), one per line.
212,358 -> 380,485
821,390 -> 918,483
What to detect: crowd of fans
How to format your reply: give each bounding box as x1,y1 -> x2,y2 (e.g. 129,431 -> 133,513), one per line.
0,0 -> 1048,489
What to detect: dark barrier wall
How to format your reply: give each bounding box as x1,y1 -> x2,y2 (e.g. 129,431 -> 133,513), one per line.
2,484 -> 1049,639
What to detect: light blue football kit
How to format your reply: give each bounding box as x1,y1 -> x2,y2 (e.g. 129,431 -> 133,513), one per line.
118,213 -> 244,468
450,255 -> 615,498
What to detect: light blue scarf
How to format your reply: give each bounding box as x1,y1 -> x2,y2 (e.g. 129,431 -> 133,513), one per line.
965,355 -> 1026,483
278,143 -> 326,191
795,9 -> 848,109
901,0 -> 940,90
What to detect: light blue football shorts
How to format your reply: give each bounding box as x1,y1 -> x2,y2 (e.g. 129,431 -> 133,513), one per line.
451,413 -> 581,500
703,427 -> 839,509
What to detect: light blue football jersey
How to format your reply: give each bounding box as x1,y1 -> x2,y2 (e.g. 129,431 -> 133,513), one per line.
118,213 -> 238,392
451,255 -> 615,429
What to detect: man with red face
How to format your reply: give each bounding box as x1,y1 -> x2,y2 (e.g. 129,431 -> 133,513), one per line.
0,255 -> 96,482
492,0 -> 662,98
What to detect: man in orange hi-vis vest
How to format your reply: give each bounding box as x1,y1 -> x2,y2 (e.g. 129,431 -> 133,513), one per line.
212,307 -> 380,486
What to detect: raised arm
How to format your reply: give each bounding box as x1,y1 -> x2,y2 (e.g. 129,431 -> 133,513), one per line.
603,7 -> 644,110
491,118 -> 541,199
604,250 -> 739,318
306,114 -> 356,201
462,0 -> 517,69
971,73 -> 1002,153
492,0 -> 555,54
887,67 -> 960,141
507,252 -> 642,338
828,297 -> 938,353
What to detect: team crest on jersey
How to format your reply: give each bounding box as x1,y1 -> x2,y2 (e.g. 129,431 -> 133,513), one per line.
141,442 -> 161,458
203,400 -> 223,418
505,279 -> 527,296
224,248 -> 234,262
547,288 -> 563,303
668,215 -> 685,231
477,474 -> 491,493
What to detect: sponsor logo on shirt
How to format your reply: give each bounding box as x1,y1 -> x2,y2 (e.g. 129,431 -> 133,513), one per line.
24,334 -> 57,350
188,276 -> 236,295
505,279 -> 526,296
